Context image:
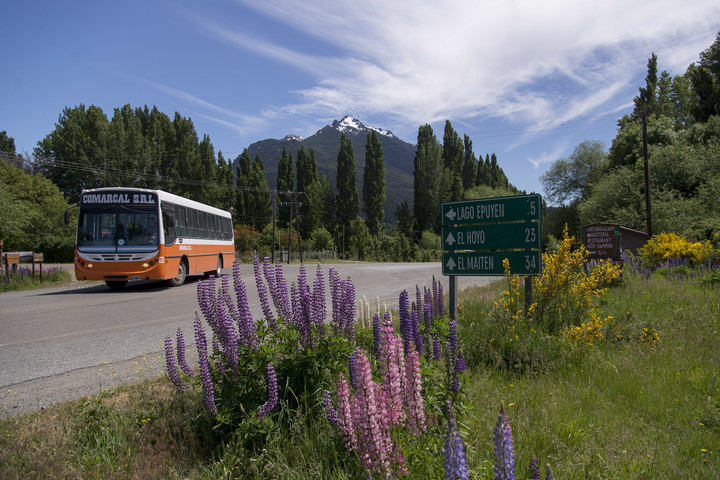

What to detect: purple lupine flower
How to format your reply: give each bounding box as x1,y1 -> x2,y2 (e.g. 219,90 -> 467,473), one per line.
176,327 -> 195,377
353,349 -> 393,477
493,405 -> 515,480
234,274 -> 259,348
404,342 -> 426,435
379,314 -> 405,426
444,401 -> 469,480
262,257 -> 281,319
423,302 -> 433,333
545,464 -> 555,480
323,389 -> 339,427
341,277 -> 356,341
329,267 -> 340,329
312,265 -> 326,335
348,351 -> 359,392
411,309 -> 423,355
274,262 -> 291,320
253,256 -> 275,326
433,337 -> 442,361
399,290 -> 410,352
335,372 -> 357,451
432,276 -> 438,319
437,282 -> 445,317
194,315 -> 216,414
528,457 -> 540,479
290,282 -> 300,328
164,335 -> 186,391
415,284 -> 423,321
455,350 -> 466,374
216,296 -> 238,373
448,320 -> 458,358
372,313 -> 382,357
258,363 -> 279,417
297,280 -> 313,347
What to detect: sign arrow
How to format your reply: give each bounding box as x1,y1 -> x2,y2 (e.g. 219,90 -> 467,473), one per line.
445,232 -> 456,246
446,257 -> 456,271
444,208 -> 456,221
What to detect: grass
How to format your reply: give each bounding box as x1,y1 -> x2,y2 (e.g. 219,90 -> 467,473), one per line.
0,265 -> 72,292
1,271 -> 719,478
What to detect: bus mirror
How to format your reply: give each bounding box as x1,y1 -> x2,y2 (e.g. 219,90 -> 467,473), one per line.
64,204 -> 78,225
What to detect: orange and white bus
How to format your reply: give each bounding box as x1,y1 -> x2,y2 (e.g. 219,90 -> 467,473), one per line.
73,187 -> 235,289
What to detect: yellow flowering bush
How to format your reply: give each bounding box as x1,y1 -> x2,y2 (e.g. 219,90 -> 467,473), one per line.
639,232 -> 716,267
531,225 -> 622,339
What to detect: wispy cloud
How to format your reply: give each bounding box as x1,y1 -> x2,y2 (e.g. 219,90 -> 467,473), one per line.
191,0 -> 718,140
144,79 -> 267,136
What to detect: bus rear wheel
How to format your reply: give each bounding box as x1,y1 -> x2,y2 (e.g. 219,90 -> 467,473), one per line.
205,255 -> 223,278
106,280 -> 128,290
168,260 -> 187,287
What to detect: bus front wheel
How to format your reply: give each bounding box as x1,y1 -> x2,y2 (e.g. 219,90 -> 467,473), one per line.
168,260 -> 187,287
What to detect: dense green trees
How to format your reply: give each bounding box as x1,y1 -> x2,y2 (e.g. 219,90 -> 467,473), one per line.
0,160 -> 74,259
36,104 -> 234,208
546,30 -> 720,243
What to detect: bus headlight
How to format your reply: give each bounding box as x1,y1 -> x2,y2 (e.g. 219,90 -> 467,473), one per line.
142,262 -> 149,269
87,263 -> 93,269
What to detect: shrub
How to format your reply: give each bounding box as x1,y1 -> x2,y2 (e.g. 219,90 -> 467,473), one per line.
639,232 -> 717,268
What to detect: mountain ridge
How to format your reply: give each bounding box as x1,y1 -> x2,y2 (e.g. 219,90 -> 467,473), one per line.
234,116 -> 416,224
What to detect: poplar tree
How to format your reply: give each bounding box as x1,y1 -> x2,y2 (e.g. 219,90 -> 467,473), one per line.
247,154 -> 272,229
319,174 -> 335,231
442,120 -> 464,201
335,133 -> 358,229
296,146 -> 321,237
276,147 -> 294,228
461,134 -> 477,192
362,130 -> 386,236
234,149 -> 252,224
413,124 -> 442,232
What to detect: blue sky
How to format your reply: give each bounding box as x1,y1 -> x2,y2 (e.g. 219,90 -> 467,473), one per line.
3,0 -> 719,197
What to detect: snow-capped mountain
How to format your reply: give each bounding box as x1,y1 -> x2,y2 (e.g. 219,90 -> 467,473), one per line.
330,115 -> 397,139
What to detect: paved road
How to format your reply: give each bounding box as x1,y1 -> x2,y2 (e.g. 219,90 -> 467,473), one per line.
0,262 -> 494,416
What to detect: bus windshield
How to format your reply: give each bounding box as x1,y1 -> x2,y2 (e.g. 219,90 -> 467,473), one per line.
78,205 -> 159,249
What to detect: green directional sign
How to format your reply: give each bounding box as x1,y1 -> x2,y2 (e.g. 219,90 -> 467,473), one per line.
442,250 -> 542,276
442,194 -> 541,226
442,222 -> 540,251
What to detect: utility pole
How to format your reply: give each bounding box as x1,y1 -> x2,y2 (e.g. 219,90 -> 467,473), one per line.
280,191 -> 302,264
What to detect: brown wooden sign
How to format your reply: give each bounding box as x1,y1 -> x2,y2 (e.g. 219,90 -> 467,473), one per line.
4,253 -> 20,265
583,224 -> 620,259
33,253 -> 44,262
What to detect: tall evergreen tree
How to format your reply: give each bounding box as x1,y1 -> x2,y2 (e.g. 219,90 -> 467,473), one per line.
319,174 -> 335,231
234,149 -> 253,224
36,104 -> 110,203
442,120 -> 464,201
461,134 -> 477,192
634,53 -> 659,115
335,133 -> 358,229
276,147 -> 294,228
247,154 -> 272,229
413,124 -> 442,233
296,146 -> 321,238
362,130 -> 386,236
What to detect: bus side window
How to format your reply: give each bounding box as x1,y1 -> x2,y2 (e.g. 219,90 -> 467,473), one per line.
162,204 -> 176,245
198,211 -> 208,239
207,215 -> 216,239
175,205 -> 187,237
187,208 -> 198,238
